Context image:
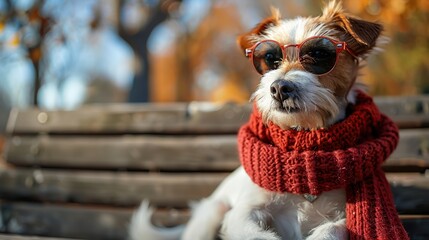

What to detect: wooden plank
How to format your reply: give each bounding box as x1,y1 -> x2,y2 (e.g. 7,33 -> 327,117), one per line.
0,202 -> 188,240
1,202 -> 428,240
7,96 -> 429,135
399,215 -> 429,240
375,95 -> 429,128
0,168 -> 428,213
7,103 -> 251,135
386,129 -> 429,170
389,173 -> 429,215
0,168 -> 227,207
4,135 -> 238,171
4,129 -> 429,170
0,136 -> 5,154
0,234 -> 77,240
0,136 -> 6,169
0,202 -> 131,240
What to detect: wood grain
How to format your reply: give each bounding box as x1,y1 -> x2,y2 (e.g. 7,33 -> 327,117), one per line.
388,173 -> 429,215
2,96 -> 429,239
0,168 -> 227,207
4,135 -> 239,171
7,95 -> 429,135
7,103 -> 251,135
375,95 -> 429,129
0,168 -> 428,213
1,202 -> 428,240
4,129 -> 429,170
0,202 -> 131,240
0,234 -> 77,240
388,129 -> 429,169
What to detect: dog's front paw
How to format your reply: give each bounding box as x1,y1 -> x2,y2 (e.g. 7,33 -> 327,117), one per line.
306,219 -> 347,240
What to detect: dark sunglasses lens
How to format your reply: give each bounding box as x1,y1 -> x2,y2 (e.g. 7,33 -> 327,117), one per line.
299,38 -> 337,75
252,41 -> 283,74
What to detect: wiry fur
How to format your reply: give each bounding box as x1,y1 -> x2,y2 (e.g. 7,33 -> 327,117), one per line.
251,70 -> 341,130
129,1 -> 383,239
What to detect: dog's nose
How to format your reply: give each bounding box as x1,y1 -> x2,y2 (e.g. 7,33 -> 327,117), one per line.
270,80 -> 296,102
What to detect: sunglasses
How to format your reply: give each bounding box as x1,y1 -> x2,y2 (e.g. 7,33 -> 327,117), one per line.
245,36 -> 357,75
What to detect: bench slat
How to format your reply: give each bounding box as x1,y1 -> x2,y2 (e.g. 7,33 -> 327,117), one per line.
399,215 -> 429,240
5,129 -> 429,171
0,202 -> 130,240
7,95 -> 429,135
4,135 -> 238,171
7,103 -> 251,135
375,95 -> 429,128
390,129 -> 429,168
0,168 -> 428,213
0,202 -> 428,240
389,173 -> 429,214
0,234 -> 77,240
0,168 -> 227,207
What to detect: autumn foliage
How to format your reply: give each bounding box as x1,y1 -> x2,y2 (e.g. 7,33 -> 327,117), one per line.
150,0 -> 429,102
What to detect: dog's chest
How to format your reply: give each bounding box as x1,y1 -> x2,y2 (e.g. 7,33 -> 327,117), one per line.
270,188 -> 346,234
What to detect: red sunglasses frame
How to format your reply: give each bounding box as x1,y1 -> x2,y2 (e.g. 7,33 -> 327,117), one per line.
245,36 -> 358,75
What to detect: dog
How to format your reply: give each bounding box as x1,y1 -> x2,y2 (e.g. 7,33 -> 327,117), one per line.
129,1 -> 385,239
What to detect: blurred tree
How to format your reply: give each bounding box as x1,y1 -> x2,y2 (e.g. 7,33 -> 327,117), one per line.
147,0 -> 428,102
0,0 -> 39,132
0,0 -> 427,116
343,0 -> 429,95
38,0 -> 134,109
4,0 -> 50,106
118,0 -> 182,102
0,0 -> 135,111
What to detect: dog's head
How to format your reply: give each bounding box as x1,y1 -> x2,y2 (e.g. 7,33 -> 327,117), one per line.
238,1 -> 384,130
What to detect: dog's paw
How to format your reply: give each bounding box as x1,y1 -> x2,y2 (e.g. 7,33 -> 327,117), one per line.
306,219 -> 347,240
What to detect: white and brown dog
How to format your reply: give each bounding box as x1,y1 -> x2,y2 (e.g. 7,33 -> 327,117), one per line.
129,1 -> 384,239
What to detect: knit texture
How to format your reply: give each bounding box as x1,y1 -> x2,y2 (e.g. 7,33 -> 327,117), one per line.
238,92 -> 409,240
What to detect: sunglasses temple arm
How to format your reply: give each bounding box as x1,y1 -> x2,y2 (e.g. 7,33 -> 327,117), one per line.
347,49 -> 359,60
341,42 -> 359,60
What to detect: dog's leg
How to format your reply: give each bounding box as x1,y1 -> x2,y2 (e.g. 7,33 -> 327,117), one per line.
272,204 -> 303,240
305,218 -> 347,240
181,198 -> 230,240
220,205 -> 281,240
181,167 -> 246,240
218,170 -> 281,240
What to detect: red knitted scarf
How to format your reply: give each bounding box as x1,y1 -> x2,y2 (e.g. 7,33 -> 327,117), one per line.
238,92 -> 409,240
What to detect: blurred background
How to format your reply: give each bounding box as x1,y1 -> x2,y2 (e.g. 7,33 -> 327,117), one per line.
0,0 -> 428,134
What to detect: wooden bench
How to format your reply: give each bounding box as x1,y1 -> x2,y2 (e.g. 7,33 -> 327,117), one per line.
0,96 -> 429,240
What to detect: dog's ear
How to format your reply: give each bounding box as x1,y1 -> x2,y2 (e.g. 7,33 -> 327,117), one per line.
321,1 -> 383,56
237,8 -> 281,56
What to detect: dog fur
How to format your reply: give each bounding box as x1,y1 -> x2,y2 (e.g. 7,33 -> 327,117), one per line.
129,1 -> 384,239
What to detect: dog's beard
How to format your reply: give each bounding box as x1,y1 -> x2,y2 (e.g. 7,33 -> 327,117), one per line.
251,70 -> 342,130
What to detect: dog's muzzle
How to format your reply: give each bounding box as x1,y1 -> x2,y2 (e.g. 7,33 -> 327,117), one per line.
270,79 -> 297,102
